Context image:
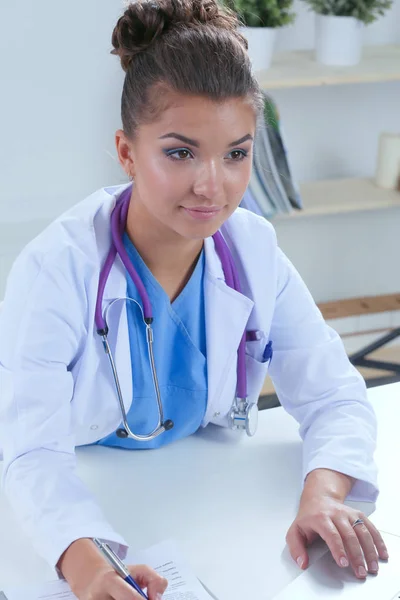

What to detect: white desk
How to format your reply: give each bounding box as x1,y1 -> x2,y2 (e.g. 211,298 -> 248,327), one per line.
361,382 -> 400,537
0,382 -> 399,599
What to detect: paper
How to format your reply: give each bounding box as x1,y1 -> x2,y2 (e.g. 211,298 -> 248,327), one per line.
128,540 -> 216,599
2,540 -> 215,600
2,580 -> 75,599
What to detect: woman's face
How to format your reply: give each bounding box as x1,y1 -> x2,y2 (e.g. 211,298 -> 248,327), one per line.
116,92 -> 256,241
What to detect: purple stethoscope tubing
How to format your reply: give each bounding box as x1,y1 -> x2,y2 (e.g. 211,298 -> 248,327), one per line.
95,186 -> 248,405
95,187 -> 152,328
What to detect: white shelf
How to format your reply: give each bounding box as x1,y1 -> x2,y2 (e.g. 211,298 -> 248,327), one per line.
256,45 -> 400,90
275,177 -> 400,220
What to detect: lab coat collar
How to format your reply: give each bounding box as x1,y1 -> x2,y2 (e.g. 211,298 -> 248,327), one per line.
203,235 -> 225,280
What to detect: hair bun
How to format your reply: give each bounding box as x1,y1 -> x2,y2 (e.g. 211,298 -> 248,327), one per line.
111,0 -> 239,72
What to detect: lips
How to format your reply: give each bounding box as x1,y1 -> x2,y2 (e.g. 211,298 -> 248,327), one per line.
182,206 -> 222,221
184,206 -> 221,212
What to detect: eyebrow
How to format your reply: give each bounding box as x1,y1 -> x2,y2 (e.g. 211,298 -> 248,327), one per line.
158,132 -> 254,148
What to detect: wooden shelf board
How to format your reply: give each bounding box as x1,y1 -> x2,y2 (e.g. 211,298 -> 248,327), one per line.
275,177 -> 400,221
256,45 -> 400,90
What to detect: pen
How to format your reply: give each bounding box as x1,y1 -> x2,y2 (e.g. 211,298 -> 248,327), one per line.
93,538 -> 148,599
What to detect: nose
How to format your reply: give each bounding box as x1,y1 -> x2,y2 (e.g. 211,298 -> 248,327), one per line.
192,159 -> 224,201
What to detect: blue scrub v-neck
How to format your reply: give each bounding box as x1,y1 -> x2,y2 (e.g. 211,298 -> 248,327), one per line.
96,233 -> 208,449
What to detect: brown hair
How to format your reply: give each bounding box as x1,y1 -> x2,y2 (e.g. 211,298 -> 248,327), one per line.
111,0 -> 263,138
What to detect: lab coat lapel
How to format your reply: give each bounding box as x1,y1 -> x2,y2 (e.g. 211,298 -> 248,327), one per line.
203,236 -> 254,423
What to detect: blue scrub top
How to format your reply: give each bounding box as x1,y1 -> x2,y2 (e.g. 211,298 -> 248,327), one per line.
96,233 -> 208,449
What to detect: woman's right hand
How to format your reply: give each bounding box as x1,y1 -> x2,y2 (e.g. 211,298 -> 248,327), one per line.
77,563 -> 168,599
58,538 -> 168,600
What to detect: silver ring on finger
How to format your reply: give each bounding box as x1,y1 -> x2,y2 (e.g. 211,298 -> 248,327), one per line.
352,518 -> 365,529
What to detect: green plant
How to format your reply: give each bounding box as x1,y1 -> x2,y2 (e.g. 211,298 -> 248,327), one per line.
225,0 -> 296,28
301,0 -> 393,24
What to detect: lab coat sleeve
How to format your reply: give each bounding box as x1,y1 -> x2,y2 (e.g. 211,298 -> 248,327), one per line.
0,250 -> 128,570
267,245 -> 378,503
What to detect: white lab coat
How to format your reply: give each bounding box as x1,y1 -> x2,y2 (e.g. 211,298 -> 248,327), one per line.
0,183 -> 378,571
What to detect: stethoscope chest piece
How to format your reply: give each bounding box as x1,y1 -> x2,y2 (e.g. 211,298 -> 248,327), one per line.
229,398 -> 258,437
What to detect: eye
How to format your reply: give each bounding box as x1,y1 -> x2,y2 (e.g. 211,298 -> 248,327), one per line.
227,149 -> 248,161
165,148 -> 194,161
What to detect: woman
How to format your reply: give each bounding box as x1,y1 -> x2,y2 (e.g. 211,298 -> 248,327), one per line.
0,0 -> 389,598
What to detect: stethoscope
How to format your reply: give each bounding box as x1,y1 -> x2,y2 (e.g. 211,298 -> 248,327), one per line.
94,186 -> 258,441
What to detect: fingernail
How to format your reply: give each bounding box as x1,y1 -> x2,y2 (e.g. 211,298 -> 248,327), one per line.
382,550 -> 389,560
370,561 -> 379,573
340,557 -> 349,567
358,566 -> 367,578
156,594 -> 164,600
296,556 -> 304,569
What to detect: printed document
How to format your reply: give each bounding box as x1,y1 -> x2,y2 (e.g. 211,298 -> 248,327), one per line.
2,540 -> 217,600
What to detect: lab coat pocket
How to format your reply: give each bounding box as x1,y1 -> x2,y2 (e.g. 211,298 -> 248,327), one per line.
245,334 -> 272,404
245,338 -> 273,404
245,331 -> 272,364
245,353 -> 270,405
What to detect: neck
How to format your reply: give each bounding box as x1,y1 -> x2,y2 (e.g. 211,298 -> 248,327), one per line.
125,190 -> 204,300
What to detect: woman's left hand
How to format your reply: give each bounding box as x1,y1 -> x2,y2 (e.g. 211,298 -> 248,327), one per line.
286,494 -> 389,579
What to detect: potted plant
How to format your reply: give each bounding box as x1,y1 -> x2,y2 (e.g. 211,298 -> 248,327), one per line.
226,0 -> 296,71
302,0 -> 393,66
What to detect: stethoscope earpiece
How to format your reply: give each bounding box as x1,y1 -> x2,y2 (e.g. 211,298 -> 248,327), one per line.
164,420 -> 174,431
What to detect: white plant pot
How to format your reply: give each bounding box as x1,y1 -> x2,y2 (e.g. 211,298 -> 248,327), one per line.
241,27 -> 277,72
315,15 -> 364,66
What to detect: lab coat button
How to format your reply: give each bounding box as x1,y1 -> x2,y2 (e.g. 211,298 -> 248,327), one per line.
214,412 -> 220,417
90,424 -> 98,430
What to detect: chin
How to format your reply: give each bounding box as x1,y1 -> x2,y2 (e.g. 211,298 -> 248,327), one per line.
179,220 -> 225,241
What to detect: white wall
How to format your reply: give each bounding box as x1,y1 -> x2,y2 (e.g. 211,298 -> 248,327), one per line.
0,0 -> 127,223
274,207 -> 400,302
0,0 -> 399,303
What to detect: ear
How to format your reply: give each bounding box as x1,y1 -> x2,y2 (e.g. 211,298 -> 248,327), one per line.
115,129 -> 135,178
